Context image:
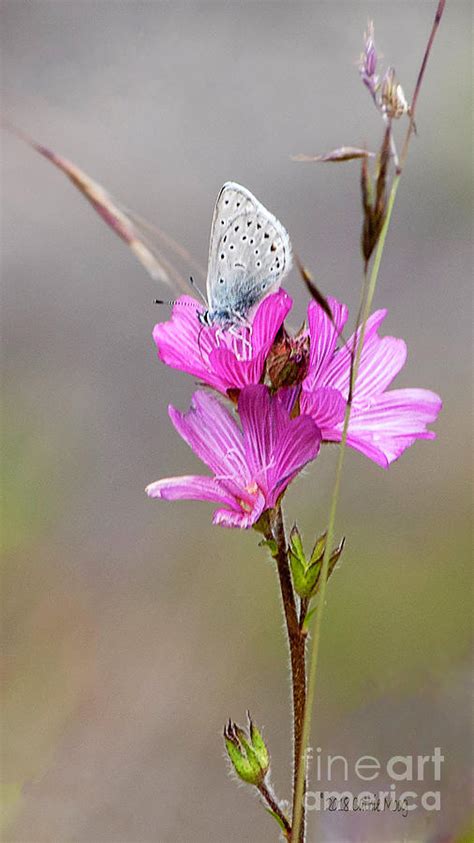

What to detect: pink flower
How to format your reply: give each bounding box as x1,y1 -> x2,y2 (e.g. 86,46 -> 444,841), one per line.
153,290 -> 292,394
300,297 -> 442,468
146,384 -> 321,528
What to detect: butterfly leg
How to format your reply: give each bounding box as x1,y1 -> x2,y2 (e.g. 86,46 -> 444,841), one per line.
226,314 -> 254,361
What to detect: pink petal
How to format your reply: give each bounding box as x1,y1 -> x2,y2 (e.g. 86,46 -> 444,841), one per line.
324,388 -> 442,467
300,386 -> 347,433
153,290 -> 291,395
305,297 -> 349,387
153,296 -> 210,378
348,388 -> 442,433
208,346 -> 268,391
169,392 -> 249,483
347,432 -> 435,468
323,310 -> 407,401
269,414 -> 321,503
212,492 -> 266,529
351,335 -> 407,402
277,386 -> 300,414
321,309 -> 386,386
251,289 -> 293,351
238,385 -> 288,489
146,475 -> 235,506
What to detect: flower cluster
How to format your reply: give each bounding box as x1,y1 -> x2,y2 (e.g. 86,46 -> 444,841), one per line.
359,21 -> 409,119
146,291 -> 441,528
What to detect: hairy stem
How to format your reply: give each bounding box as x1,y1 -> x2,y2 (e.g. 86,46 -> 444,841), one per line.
258,781 -> 292,839
268,505 -> 306,842
291,4 -> 446,840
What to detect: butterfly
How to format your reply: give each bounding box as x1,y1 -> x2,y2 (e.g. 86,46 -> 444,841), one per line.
198,181 -> 292,328
14,128 -> 293,330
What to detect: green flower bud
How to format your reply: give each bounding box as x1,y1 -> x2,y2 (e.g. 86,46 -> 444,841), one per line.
289,524 -> 345,599
289,525 -> 309,596
224,713 -> 270,786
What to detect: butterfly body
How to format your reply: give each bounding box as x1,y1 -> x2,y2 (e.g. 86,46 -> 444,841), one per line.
197,279 -> 265,328
201,181 -> 292,328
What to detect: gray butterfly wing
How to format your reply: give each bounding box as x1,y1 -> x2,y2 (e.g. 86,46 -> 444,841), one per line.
205,182 -> 292,320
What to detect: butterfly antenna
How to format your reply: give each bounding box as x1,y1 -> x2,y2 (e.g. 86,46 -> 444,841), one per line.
154,298 -> 200,309
188,276 -> 208,305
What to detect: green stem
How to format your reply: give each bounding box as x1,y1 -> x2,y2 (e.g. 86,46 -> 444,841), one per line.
291,168 -> 399,843
291,2 -> 446,833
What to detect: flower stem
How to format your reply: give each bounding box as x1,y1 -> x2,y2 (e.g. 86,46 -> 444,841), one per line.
291,5 -> 446,840
268,505 -> 306,842
257,781 -> 292,839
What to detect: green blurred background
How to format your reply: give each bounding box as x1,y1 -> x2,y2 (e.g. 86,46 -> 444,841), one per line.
1,2 -> 472,841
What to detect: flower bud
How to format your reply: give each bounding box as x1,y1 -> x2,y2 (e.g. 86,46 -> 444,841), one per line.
359,21 -> 379,99
381,67 -> 409,119
289,524 -> 344,600
266,327 -> 309,390
224,713 -> 270,786
361,127 -> 390,265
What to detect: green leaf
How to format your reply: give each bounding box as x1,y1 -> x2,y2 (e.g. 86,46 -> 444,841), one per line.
302,604 -> 318,634
264,808 -> 288,834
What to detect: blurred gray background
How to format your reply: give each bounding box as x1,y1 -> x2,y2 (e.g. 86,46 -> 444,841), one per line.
1,2 -> 472,841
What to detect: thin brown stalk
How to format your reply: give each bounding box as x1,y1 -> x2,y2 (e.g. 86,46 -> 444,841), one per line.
267,505 -> 306,843
398,0 -> 446,171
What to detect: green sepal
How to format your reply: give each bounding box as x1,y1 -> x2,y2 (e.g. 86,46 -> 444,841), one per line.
309,530 -> 327,566
326,537 -> 345,582
289,524 -> 305,563
306,537 -> 345,599
289,550 -> 308,596
224,736 -> 261,785
249,715 -> 269,770
252,509 -> 272,536
258,537 -> 278,558
301,558 -> 322,598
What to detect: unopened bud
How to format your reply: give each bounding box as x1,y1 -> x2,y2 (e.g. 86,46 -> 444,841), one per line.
361,127 -> 390,265
266,327 -> 309,390
289,524 -> 345,600
359,21 -> 379,99
224,713 -> 270,786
